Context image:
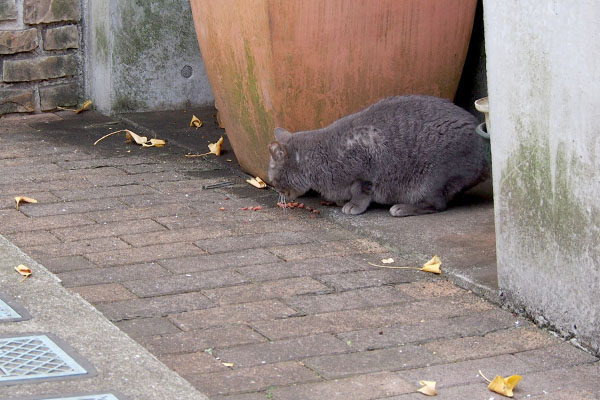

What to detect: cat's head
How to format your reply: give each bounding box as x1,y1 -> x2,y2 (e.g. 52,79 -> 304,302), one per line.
268,127 -> 310,199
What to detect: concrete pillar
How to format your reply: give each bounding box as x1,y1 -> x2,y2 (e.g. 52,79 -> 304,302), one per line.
484,0 -> 600,352
84,0 -> 214,114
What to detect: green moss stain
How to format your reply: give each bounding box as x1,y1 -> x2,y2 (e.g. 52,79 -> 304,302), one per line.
50,0 -> 73,19
500,135 -> 599,260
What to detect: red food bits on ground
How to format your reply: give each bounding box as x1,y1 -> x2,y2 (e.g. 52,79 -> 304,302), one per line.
219,207 -> 225,211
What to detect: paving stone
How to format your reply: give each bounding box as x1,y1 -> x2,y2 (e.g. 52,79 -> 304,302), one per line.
202,277 -> 330,305
0,88 -> 36,114
159,249 -> 282,274
218,217 -> 317,235
71,283 -> 136,303
215,334 -> 349,368
155,209 -> 277,229
23,0 -> 80,23
84,242 -> 206,266
236,257 -> 369,282
43,24 -> 79,50
0,212 -> 94,234
212,393 -> 267,400
0,28 -> 38,54
186,361 -> 320,397
5,230 -> 60,247
338,309 -> 524,351
267,238 -> 387,261
303,345 -> 442,379
423,327 -> 561,362
159,351 -> 228,376
17,197 -> 124,217
24,236 -> 130,258
36,254 -> 98,273
395,280 -> 469,299
0,0 -> 17,20
84,170 -> 191,187
384,382 -> 493,400
2,191 -> 63,211
195,231 -> 313,254
3,53 -> 79,82
138,325 -> 268,355
169,300 -> 298,331
513,341 -> 599,369
52,183 -> 157,202
507,363 -> 600,398
121,226 -> 233,247
284,285 -> 414,314
114,316 -> 181,338
527,388 -> 599,400
52,218 -> 166,241
39,82 -> 81,110
316,269 -> 424,291
396,353 -> 534,390
57,262 -> 169,287
271,371 -> 416,400
86,203 -> 198,224
95,291 -> 214,321
55,155 -> 159,170
124,269 -> 249,297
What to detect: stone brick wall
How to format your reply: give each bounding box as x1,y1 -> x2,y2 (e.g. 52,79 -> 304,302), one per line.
0,0 -> 82,115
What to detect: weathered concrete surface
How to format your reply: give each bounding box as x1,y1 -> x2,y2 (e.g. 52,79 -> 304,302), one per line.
84,0 -> 214,114
484,0 -> 600,353
1,110 -> 598,399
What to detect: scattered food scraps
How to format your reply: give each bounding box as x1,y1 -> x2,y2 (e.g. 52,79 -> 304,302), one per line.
479,370 -> 522,398
417,380 -> 437,396
15,196 -> 37,211
93,129 -> 167,147
15,264 -> 32,282
320,201 -> 336,206
185,136 -> 224,157
219,207 -> 225,211
246,176 -> 267,189
57,100 -> 92,114
381,258 -> 395,264
190,115 -> 203,128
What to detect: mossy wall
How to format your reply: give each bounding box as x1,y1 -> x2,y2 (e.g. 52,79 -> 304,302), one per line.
85,0 -> 214,113
484,0 -> 600,353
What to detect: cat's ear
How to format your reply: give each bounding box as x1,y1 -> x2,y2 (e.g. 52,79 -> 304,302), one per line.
269,141 -> 286,162
274,127 -> 292,143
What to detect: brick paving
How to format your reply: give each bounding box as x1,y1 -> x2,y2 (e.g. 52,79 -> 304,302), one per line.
1,110 -> 598,399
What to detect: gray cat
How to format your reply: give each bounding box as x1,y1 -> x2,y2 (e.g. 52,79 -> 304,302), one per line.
268,95 -> 490,217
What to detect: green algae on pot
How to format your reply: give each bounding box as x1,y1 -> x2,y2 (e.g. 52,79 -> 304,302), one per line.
190,0 -> 478,180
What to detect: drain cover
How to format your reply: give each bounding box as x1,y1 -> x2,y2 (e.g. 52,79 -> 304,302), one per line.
0,334 -> 95,385
0,294 -> 31,322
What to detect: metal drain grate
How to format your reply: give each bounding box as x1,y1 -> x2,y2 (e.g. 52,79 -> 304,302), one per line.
0,334 -> 94,385
0,294 -> 31,322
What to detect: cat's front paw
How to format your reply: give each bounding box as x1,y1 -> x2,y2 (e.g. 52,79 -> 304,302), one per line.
342,201 -> 368,215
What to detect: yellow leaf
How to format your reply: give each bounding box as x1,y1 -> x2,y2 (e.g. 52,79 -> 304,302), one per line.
479,370 -> 522,398
246,176 -> 267,189
185,136 -> 224,157
417,380 -> 437,396
15,264 -> 32,282
15,196 -> 37,211
381,258 -> 394,264
421,255 -> 442,274
190,115 -> 203,128
94,129 -> 166,148
75,100 -> 93,114
222,362 -> 234,367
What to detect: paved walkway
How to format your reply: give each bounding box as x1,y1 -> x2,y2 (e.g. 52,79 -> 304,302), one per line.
0,110 -> 598,399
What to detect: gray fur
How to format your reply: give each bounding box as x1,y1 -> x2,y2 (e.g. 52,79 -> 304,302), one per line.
268,95 -> 490,217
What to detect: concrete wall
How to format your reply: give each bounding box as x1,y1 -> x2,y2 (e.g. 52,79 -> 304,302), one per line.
1,0 -> 83,115
84,0 -> 214,114
484,0 -> 600,353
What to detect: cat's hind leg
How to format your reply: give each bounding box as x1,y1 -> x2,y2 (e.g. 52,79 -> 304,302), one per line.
342,180 -> 373,215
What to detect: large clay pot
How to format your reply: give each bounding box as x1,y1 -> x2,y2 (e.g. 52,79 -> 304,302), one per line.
190,0 -> 477,180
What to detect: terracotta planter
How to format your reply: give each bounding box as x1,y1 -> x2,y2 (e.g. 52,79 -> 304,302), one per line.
191,0 -> 477,180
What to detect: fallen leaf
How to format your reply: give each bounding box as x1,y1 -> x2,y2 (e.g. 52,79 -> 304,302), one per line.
381,258 -> 395,264
15,196 -> 37,211
94,129 -> 167,148
57,99 -> 92,114
421,255 -> 442,274
246,176 -> 267,189
185,136 -> 224,157
479,370 -> 522,398
222,362 -> 234,367
15,264 -> 32,282
190,115 -> 203,128
417,380 -> 437,396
